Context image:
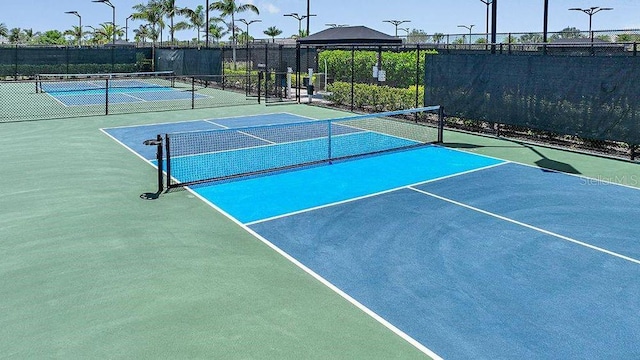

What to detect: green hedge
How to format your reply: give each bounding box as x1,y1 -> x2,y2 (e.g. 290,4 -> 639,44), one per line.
318,49 -> 436,88
326,81 -> 425,112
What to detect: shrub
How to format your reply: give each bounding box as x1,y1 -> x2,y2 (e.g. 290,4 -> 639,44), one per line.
326,81 -> 425,111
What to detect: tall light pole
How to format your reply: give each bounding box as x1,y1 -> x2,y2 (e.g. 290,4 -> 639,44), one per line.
458,24 -> 475,45
64,11 -> 82,47
306,0 -> 310,36
92,0 -> 116,45
284,13 -> 316,36
125,15 -> 133,42
383,20 -> 411,37
478,0 -> 492,43
543,0 -> 549,44
205,0 -> 209,47
569,6 -> 613,41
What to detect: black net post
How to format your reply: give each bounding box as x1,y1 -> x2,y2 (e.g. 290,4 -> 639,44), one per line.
258,71 -> 262,104
191,76 -> 195,109
165,134 -> 172,190
140,134 -> 164,200
157,135 -> 164,192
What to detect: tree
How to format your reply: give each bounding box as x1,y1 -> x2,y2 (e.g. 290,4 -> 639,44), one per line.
22,28 -> 37,44
0,23 -> 8,39
159,0 -> 194,44
432,33 -> 445,44
132,1 -> 165,45
208,21 -> 228,44
550,27 -> 584,41
519,33 -> 543,44
209,0 -> 259,68
64,26 -> 86,46
92,23 -> 124,45
263,26 -> 282,42
291,29 -> 308,39
237,31 -> 253,45
503,34 -> 517,44
34,30 -> 66,45
181,5 -> 206,45
406,29 -> 430,44
616,33 -> 640,43
133,24 -> 151,44
8,28 -> 21,44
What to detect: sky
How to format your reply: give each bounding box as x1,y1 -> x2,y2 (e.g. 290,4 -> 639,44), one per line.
1,0 -> 638,41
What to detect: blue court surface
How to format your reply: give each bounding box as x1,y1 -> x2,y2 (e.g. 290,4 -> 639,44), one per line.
103,113 -> 640,359
43,82 -> 207,106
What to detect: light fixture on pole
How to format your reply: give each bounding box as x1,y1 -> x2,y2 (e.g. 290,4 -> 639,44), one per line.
325,24 -> 349,28
284,13 -> 316,36
478,0 -> 492,43
64,11 -> 82,46
458,24 -> 475,45
236,18 -> 261,44
383,20 -> 411,37
92,0 -> 116,45
569,6 -> 613,41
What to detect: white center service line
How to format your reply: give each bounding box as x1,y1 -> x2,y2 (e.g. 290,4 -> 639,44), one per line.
408,186 -> 640,266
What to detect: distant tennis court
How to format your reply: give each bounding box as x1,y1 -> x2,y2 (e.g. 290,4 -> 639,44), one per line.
103,110 -> 640,359
37,72 -> 207,106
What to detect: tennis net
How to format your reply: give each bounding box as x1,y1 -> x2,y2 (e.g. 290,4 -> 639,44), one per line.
35,71 -> 176,93
154,107 -> 443,189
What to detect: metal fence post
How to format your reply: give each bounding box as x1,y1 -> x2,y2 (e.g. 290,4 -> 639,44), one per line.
415,44 -> 421,111
105,78 -> 109,115
350,46 -> 355,111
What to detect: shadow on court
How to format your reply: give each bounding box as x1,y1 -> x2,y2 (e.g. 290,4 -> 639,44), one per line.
444,140 -> 581,175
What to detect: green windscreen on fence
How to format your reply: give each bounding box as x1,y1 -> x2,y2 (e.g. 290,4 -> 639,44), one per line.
425,54 -> 640,145
156,48 -> 222,76
0,46 -> 152,78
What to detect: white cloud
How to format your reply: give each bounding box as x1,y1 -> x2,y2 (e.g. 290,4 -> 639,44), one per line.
264,3 -> 280,14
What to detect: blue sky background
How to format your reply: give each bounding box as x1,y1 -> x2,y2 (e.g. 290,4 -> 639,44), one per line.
2,0 -> 637,40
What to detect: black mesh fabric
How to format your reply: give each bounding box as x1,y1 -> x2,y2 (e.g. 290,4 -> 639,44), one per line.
425,54 -> 640,145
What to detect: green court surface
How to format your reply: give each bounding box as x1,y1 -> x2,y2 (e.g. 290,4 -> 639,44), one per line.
1,103 -> 639,359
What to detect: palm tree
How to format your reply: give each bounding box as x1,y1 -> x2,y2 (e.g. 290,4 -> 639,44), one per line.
159,0 -> 193,44
208,21 -> 228,45
22,28 -> 36,44
8,28 -> 22,44
0,23 -> 8,39
263,26 -> 282,43
64,26 -> 86,46
132,1 -> 165,46
133,24 -> 150,44
94,22 -> 124,44
181,5 -> 206,45
432,33 -> 445,44
209,0 -> 259,68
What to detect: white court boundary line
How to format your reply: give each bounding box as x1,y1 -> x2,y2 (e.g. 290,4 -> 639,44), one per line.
101,119 -> 640,358
246,161 -> 509,226
408,186 -> 640,266
184,187 -> 444,360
